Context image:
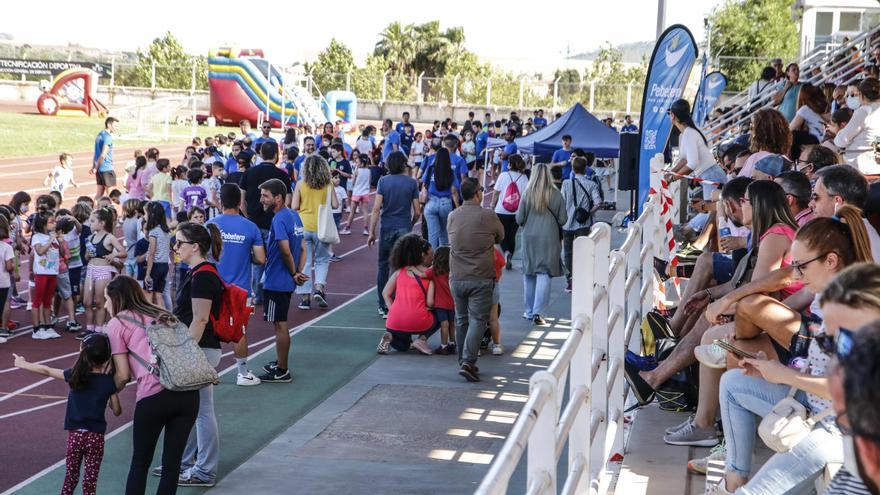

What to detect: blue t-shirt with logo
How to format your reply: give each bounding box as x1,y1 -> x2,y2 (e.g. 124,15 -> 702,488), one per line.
93,130 -> 113,172
225,155 -> 238,174
400,133 -> 414,156
263,208 -> 304,292
502,142 -> 517,172
382,131 -> 401,163
207,214 -> 263,291
395,122 -> 407,134
552,148 -> 573,180
533,117 -> 548,129
451,153 -> 468,179
621,124 -> 638,133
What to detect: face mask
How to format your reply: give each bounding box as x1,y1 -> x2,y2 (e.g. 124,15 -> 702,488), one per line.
19,205 -> 28,214
847,97 -> 862,110
843,435 -> 863,482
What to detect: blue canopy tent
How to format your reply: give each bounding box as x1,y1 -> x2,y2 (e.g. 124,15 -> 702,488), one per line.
489,103 -> 620,161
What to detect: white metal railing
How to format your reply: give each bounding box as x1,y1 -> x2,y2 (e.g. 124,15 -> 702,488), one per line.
477,192 -> 661,495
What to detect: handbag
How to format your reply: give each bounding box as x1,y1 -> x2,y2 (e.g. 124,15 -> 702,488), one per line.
758,367 -> 834,453
317,185 -> 340,245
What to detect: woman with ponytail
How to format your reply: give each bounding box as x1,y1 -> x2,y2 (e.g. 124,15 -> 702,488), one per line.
667,98 -> 727,201
704,205 -> 872,494
169,221 -> 224,487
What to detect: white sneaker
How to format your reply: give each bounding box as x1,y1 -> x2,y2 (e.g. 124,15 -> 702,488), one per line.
0,336 -> 7,344
236,371 -> 261,386
694,342 -> 728,369
43,328 -> 61,339
31,329 -> 48,340
492,344 -> 504,355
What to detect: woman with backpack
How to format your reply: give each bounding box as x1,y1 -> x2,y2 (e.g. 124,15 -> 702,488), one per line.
421,148 -> 460,249
492,154 -> 528,269
516,163 -> 567,326
169,221 -> 225,487
105,275 -> 200,495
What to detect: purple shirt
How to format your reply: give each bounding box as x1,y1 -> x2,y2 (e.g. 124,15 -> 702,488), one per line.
181,185 -> 208,211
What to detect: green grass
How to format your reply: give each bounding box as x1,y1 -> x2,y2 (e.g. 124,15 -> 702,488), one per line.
0,112 -> 202,158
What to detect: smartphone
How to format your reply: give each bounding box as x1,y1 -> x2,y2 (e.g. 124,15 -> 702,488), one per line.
715,339 -> 756,359
719,227 -> 731,237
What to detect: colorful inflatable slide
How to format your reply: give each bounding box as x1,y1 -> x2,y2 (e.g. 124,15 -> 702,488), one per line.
36,68 -> 108,117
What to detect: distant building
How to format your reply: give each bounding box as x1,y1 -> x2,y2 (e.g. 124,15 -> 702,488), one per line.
795,0 -> 880,56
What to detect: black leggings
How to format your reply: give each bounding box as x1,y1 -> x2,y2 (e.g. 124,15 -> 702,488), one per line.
497,213 -> 519,256
126,389 -> 199,495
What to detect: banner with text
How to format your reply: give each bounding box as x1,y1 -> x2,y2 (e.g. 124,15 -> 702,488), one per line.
636,24 -> 698,212
693,71 -> 727,128
0,58 -> 112,78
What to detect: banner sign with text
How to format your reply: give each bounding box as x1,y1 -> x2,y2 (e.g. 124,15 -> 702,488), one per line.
0,58 -> 112,78
693,70 -> 727,128
636,24 -> 698,212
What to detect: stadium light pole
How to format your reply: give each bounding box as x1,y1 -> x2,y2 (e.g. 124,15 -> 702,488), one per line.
656,0 -> 667,38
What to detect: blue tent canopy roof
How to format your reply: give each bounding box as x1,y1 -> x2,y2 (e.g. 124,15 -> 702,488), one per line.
494,103 -> 621,159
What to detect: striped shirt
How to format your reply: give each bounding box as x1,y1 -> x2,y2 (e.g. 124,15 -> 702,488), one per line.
824,469 -> 871,495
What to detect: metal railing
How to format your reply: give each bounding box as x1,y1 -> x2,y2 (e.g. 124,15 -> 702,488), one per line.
476,191 -> 660,495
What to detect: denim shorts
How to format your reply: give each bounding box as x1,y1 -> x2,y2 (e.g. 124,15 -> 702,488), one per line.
712,252 -> 734,284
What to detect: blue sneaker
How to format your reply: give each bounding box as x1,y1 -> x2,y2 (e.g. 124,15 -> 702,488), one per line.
625,350 -> 658,371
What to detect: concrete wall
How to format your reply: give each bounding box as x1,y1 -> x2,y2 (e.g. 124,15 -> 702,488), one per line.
0,80 -> 542,123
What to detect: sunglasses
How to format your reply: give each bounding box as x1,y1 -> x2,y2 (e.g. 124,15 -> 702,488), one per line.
815,327 -> 854,356
792,252 -> 830,276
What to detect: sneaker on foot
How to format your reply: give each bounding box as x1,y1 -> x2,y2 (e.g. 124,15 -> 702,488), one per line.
262,361 -> 278,373
665,414 -> 695,435
0,336 -> 6,344
313,291 -> 328,308
505,252 -> 513,271
297,299 -> 311,310
177,475 -> 215,487
75,329 -> 95,341
236,371 -> 261,386
31,328 -> 48,340
377,332 -> 392,354
492,343 -> 504,355
340,228 -> 352,235
447,341 -> 457,354
522,312 -> 533,320
378,307 -> 388,319
9,298 -> 22,309
625,350 -> 658,372
533,315 -> 547,326
75,303 -> 86,314
329,255 -> 343,262
663,419 -> 719,447
458,362 -> 480,382
258,368 -> 292,383
0,328 -> 10,337
411,338 -> 432,355
623,361 -> 655,405
66,321 -> 82,332
705,480 -> 734,495
362,229 -> 369,236
565,280 -> 572,293
688,439 -> 726,475
43,328 -> 61,339
695,342 -> 729,369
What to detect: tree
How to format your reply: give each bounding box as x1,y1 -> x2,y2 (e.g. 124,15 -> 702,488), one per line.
582,43 -> 647,113
708,0 -> 798,91
374,22 -> 416,75
118,32 -> 207,90
307,39 -> 355,93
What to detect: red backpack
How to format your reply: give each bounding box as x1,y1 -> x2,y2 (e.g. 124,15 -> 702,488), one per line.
192,264 -> 252,343
501,173 -> 523,212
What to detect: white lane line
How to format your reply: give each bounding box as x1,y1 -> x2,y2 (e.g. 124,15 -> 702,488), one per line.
0,182 -> 97,197
0,351 -> 79,374
310,325 -> 386,330
0,399 -> 67,420
0,377 -> 53,403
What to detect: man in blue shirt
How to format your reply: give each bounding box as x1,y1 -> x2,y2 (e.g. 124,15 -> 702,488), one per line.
533,109 -> 548,129
400,123 -> 415,157
395,112 -> 411,135
258,178 -> 307,383
253,122 -> 278,158
207,183 -> 266,386
367,151 -> 419,316
239,119 -> 258,146
294,137 -> 316,176
381,119 -> 400,165
551,135 -> 574,181
474,121 -> 489,170
92,117 -> 118,199
621,115 -> 638,133
500,130 -> 518,173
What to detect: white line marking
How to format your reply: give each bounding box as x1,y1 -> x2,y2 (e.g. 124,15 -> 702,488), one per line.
0,377 -> 53,403
0,399 -> 67,420
0,351 -> 79,374
309,325 -> 386,330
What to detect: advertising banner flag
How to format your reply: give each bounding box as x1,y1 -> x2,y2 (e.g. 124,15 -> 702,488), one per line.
636,24 -> 698,211
0,58 -> 112,78
693,70 -> 728,128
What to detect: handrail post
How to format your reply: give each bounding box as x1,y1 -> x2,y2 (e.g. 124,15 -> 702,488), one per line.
590,223 -> 611,484
569,235 -> 595,494
528,371 -> 558,494
606,251 -> 626,461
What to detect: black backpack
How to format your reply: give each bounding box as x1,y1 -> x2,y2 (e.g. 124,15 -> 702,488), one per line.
570,177 -> 594,224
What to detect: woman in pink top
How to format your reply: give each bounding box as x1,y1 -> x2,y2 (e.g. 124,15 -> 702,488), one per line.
738,109 -> 792,178
376,234 -> 439,356
125,156 -> 148,201
105,275 -> 199,495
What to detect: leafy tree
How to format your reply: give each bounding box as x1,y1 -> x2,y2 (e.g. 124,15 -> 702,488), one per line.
374,22 -> 416,75
118,32 -> 207,90
307,39 -> 354,92
582,43 -> 647,113
708,0 -> 798,91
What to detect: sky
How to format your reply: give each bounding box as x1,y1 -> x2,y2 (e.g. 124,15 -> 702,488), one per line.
3,0 -> 721,65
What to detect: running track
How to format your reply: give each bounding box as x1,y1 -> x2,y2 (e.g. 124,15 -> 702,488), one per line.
0,143 -> 385,492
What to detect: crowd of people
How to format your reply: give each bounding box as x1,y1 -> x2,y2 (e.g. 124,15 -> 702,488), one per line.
4,99 -> 627,494
625,52 -> 880,493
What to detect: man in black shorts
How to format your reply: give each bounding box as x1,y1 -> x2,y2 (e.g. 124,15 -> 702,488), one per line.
92,117 -> 118,198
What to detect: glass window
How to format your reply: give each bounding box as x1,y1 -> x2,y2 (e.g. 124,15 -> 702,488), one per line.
816,12 -> 833,36
840,12 -> 862,32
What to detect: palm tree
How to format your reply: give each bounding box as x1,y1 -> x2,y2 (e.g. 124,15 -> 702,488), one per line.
375,22 -> 416,75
